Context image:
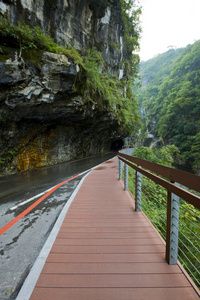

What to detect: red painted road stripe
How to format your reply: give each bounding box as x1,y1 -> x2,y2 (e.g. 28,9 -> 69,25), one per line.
0,174 -> 80,236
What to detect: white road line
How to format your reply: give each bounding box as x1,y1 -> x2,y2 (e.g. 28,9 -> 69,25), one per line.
9,158 -> 113,212
9,172 -> 88,212
9,186 -> 56,211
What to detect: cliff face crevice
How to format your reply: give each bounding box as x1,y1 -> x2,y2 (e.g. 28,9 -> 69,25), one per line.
0,0 -> 131,175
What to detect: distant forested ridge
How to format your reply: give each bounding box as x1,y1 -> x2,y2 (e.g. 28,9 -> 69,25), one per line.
137,41 -> 200,174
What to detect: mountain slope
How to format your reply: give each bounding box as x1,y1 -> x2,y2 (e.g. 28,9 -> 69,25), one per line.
137,42 -> 200,173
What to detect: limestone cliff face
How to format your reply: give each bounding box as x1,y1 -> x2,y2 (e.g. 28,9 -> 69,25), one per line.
0,0 -> 128,175
0,0 -> 128,77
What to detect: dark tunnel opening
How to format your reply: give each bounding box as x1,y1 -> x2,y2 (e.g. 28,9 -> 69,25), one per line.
111,139 -> 124,151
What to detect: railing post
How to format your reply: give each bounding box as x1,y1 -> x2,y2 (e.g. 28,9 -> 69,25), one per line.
166,184 -> 180,265
135,169 -> 142,212
124,163 -> 128,191
118,158 -> 122,180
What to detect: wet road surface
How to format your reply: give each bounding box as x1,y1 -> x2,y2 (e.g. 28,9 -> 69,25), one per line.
0,153 -> 116,299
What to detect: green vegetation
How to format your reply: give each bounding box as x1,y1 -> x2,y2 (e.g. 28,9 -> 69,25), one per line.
119,0 -> 142,53
127,146 -> 200,287
0,15 -> 84,65
137,42 -> 200,173
84,47 -> 140,134
0,8 -> 141,136
0,147 -> 18,165
133,145 -> 180,166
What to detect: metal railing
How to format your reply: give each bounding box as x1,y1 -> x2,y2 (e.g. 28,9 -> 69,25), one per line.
118,151 -> 200,289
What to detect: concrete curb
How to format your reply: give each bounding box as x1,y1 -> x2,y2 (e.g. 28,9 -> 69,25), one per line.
16,172 -> 90,300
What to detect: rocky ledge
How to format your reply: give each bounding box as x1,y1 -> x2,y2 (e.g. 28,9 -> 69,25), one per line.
0,50 -> 121,174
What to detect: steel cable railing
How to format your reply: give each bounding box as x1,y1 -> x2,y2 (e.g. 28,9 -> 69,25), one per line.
118,151 -> 200,289
178,246 -> 200,286
141,177 -> 200,287
181,207 -> 200,220
178,254 -> 200,287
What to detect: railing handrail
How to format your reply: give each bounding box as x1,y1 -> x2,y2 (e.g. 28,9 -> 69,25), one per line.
118,150 -> 200,290
118,152 -> 200,210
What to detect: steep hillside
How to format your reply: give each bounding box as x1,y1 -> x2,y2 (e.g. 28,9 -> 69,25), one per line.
140,48 -> 183,88
137,42 -> 200,173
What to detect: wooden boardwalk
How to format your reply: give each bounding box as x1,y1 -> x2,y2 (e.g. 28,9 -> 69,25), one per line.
30,157 -> 199,300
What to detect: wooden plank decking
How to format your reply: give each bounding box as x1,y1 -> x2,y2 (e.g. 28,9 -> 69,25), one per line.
30,157 -> 199,300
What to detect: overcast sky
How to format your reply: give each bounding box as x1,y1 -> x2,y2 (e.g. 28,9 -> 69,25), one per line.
138,0 -> 200,61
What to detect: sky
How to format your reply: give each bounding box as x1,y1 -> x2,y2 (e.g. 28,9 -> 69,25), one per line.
138,0 -> 200,61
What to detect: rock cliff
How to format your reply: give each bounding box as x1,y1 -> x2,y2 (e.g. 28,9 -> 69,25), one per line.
0,0 -> 138,174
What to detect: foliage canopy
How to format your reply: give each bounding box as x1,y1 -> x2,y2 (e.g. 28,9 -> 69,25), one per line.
137,42 -> 200,173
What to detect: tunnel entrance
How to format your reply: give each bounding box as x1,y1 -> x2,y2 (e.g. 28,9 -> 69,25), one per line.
111,139 -> 124,151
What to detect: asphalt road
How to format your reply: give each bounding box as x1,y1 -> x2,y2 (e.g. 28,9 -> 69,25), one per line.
0,153 -> 115,300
